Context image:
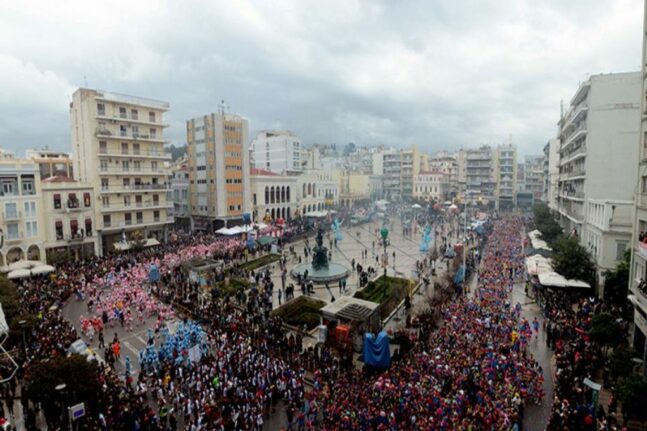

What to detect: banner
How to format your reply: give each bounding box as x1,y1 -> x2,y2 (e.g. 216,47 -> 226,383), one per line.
363,331 -> 391,368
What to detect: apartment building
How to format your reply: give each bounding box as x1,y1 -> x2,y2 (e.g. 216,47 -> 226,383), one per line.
41,176 -> 97,260
413,171 -> 450,203
70,88 -> 173,255
555,73 -> 640,290
543,138 -> 560,209
382,147 -> 426,201
495,145 -> 517,209
250,168 -> 298,222
169,159 -> 190,231
250,131 -> 302,174
428,152 -> 458,199
186,112 -> 251,231
523,155 -> 545,202
629,3 -> 647,374
0,149 -> 46,265
463,146 -> 496,205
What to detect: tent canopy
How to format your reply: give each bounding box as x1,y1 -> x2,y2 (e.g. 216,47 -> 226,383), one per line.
538,271 -> 590,289
7,269 -> 32,279
256,236 -> 277,246
30,265 -> 55,275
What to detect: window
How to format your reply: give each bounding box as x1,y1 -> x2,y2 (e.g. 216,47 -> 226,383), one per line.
153,210 -> 160,222
5,203 -> 17,219
99,141 -> 107,154
135,195 -> 143,207
131,109 -> 138,120
120,125 -> 127,137
101,179 -> 109,191
22,181 -> 34,195
153,194 -> 160,206
100,160 -> 108,172
102,196 -> 109,207
103,214 -> 111,227
2,182 -> 15,196
25,221 -> 37,237
83,192 -> 91,207
70,220 -> 79,238
136,211 -> 143,224
125,213 -> 132,225
85,218 -> 92,236
149,111 -> 156,123
97,103 -> 105,116
616,241 -> 628,261
55,220 -> 63,240
123,178 -> 130,188
24,202 -> 36,217
68,193 -> 79,208
134,161 -> 141,171
150,128 -> 156,139
123,195 -> 131,207
133,143 -> 140,155
122,160 -> 130,172
151,161 -> 158,171
121,142 -> 128,154
119,107 -> 127,118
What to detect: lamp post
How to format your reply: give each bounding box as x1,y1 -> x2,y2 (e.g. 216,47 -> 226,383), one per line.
55,383 -> 69,430
18,320 -> 27,357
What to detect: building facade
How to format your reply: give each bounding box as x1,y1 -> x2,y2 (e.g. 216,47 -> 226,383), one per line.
464,146 -> 496,205
250,168 -> 298,222
41,177 -> 97,260
543,138 -> 560,209
554,73 -> 640,293
170,159 -> 190,231
413,171 -> 450,203
296,170 -> 339,215
70,88 -> 174,255
495,145 -> 517,209
629,2 -> 647,375
250,131 -> 302,174
0,150 -> 46,265
522,155 -> 545,202
186,112 -> 251,230
428,153 -> 458,199
26,149 -> 74,180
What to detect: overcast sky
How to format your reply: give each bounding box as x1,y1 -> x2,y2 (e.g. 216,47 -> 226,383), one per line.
0,0 -> 643,157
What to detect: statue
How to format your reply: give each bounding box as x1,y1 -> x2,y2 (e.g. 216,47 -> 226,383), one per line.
312,228 -> 329,270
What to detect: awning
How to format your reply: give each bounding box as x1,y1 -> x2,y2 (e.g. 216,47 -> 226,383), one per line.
538,271 -> 590,289
30,265 -> 55,275
7,269 -> 32,279
8,260 -> 43,271
113,238 -> 161,251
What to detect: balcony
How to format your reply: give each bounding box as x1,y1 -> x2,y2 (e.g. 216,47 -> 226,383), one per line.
560,190 -> 584,200
100,217 -> 173,232
560,145 -> 586,166
100,183 -> 170,194
5,233 -> 23,244
2,211 -> 21,221
95,127 -> 166,144
97,148 -> 171,160
562,125 -> 587,149
99,166 -> 165,175
96,112 -> 169,128
101,202 -> 172,213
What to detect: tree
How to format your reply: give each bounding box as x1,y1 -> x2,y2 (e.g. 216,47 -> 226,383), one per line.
589,313 -> 624,357
551,235 -> 596,288
25,355 -> 102,426
617,375 -> 647,421
342,142 -> 356,157
533,203 -> 563,244
603,249 -> 631,310
164,144 -> 187,162
130,229 -> 146,252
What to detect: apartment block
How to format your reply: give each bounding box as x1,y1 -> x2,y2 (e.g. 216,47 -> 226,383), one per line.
250,131 -> 302,174
70,88 -> 173,255
463,146 -> 496,205
186,112 -> 251,230
495,144 -> 517,209
170,159 -> 190,231
543,138 -> 560,209
555,73 -> 640,290
382,146 -> 426,201
629,2 -> 647,373
0,149 -> 46,265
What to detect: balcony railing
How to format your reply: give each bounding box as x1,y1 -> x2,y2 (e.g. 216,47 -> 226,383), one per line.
3,211 -> 21,220
100,183 -> 170,193
97,148 -> 171,159
96,128 -> 165,143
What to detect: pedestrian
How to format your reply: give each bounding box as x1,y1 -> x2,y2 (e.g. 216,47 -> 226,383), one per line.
98,330 -> 105,348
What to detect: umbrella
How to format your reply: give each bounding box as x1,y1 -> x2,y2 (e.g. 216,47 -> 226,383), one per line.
30,265 -> 55,275
7,269 -> 32,279
411,204 -> 422,209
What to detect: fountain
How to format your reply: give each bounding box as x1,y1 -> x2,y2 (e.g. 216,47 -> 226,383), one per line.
291,228 -> 350,283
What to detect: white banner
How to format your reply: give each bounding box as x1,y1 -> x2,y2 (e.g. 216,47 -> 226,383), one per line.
0,304 -> 8,336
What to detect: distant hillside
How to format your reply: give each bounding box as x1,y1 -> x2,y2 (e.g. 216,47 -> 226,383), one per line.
165,144 -> 187,161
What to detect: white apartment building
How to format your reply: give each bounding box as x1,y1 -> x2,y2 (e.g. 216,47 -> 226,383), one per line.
70,88 -> 174,255
628,2 -> 647,373
250,168 -> 298,222
495,145 -> 517,209
186,112 -> 251,230
0,149 -> 46,265
250,131 -> 302,174
519,155 -> 544,203
543,138 -> 560,209
413,171 -> 450,202
555,72 -> 640,288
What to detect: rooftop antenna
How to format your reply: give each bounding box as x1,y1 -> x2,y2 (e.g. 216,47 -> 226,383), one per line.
219,100 -> 228,115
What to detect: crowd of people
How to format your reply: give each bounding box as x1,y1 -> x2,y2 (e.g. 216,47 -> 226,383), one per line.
311,217 -> 544,430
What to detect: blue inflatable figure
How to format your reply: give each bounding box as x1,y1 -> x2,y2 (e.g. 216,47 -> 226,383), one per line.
331,218 -> 343,241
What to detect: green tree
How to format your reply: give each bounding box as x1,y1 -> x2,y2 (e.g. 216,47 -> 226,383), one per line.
589,313 -> 623,357
552,235 -> 596,288
603,249 -> 630,310
533,203 -> 563,244
25,355 -> 102,426
617,375 -> 647,422
164,144 -> 187,162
